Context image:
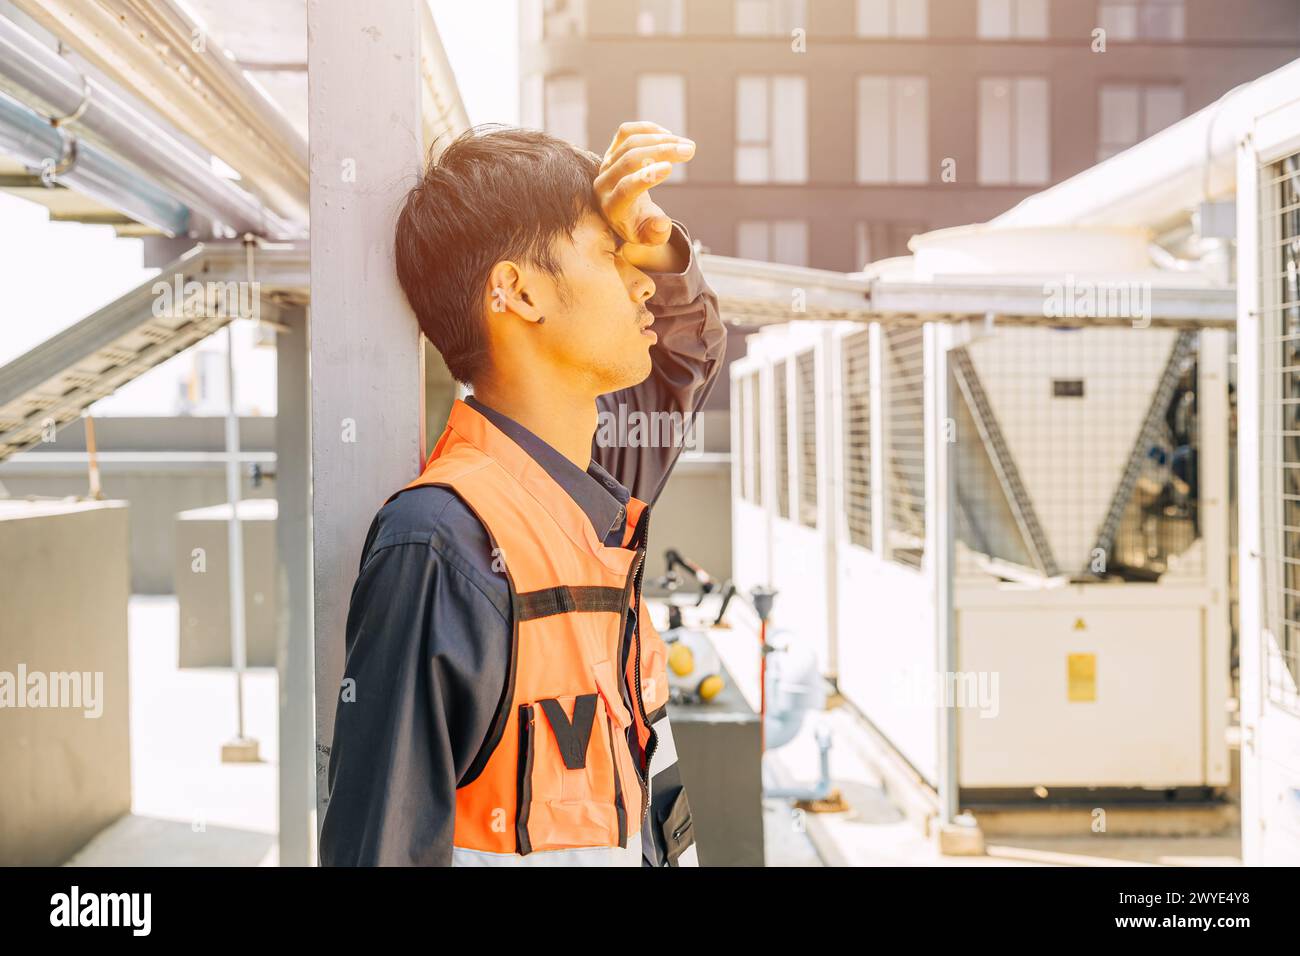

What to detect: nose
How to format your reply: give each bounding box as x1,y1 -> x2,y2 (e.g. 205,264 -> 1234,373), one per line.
625,262 -> 655,304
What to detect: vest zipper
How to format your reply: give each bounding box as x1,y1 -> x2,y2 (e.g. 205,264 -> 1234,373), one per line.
515,703 -> 535,855
630,535 -> 660,833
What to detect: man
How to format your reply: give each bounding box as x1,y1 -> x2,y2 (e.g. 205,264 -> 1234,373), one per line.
318,122 -> 727,866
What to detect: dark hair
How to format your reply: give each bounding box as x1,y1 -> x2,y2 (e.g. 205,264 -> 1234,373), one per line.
394,124 -> 603,385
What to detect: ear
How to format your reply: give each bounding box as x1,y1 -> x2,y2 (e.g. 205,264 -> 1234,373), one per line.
485,260 -> 545,325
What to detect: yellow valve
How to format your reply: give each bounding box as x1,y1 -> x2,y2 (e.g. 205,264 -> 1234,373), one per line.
668,642 -> 694,677
698,675 -> 724,701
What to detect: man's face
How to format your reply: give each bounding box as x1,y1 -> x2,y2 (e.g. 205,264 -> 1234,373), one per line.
531,210 -> 658,393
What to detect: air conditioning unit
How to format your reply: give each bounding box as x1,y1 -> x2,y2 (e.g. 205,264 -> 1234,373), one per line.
732,301 -> 1233,795
822,320 -> 1233,793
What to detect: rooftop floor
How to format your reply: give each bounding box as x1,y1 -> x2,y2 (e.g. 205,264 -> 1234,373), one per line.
64,595 -> 1240,867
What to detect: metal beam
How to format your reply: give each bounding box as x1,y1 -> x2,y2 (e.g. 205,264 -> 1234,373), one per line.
0,241 -> 308,462
275,304 -> 315,867
867,280 -> 1237,328
308,0 -> 426,846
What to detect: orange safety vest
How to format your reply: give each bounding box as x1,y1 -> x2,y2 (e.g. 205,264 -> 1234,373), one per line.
387,398 -> 671,865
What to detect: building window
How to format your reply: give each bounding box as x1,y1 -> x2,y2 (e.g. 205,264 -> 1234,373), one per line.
736,0 -> 805,35
543,75 -> 587,149
637,0 -> 683,34
856,221 -> 925,268
978,0 -> 1048,39
637,74 -> 687,182
542,0 -> 585,38
856,76 -> 929,184
1098,83 -> 1184,160
1098,0 -> 1185,41
856,0 -> 927,37
736,75 -> 807,183
737,220 -> 809,266
978,76 -> 1050,185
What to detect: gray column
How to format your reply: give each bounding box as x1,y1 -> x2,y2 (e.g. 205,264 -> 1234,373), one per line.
275,304 -> 314,866
307,1 -> 426,838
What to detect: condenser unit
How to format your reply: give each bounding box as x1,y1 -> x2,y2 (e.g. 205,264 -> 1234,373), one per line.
824,320 -> 1233,793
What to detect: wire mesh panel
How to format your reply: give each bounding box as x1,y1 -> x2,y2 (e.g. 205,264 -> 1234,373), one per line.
885,326 -> 925,569
796,349 -> 818,528
774,360 -> 790,519
1259,150 -> 1300,714
958,326 -> 1202,581
737,371 -> 762,505
842,329 -> 872,550
733,375 -> 746,502
749,372 -> 763,506
950,355 -> 1038,573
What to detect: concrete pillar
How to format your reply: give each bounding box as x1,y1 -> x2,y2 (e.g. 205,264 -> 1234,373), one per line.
275,304 -> 314,866
307,0 -> 426,838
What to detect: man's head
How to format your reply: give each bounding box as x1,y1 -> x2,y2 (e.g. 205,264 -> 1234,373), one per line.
395,125 -> 657,396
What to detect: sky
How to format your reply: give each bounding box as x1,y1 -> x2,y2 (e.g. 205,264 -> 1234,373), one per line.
431,0 -> 520,126
0,1 -> 515,416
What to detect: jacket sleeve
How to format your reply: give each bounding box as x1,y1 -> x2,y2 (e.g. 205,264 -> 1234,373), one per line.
318,519 -> 510,867
595,219 -> 728,506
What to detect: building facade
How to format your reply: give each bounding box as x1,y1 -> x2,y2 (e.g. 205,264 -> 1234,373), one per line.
520,0 -> 1300,272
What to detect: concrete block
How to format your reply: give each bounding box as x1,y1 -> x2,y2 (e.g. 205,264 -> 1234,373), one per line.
175,499 -> 278,668
0,500 -> 132,865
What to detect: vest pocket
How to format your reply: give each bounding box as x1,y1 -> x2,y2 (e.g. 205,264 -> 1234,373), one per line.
658,785 -> 695,866
517,692 -> 623,853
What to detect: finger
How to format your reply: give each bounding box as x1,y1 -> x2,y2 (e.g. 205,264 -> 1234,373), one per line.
594,142 -> 694,201
619,196 -> 672,246
635,202 -> 674,244
605,161 -> 674,228
600,132 -> 691,172
603,132 -> 696,174
601,121 -> 672,169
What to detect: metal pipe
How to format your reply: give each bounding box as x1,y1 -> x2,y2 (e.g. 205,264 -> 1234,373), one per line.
0,87 -> 189,235
0,14 -> 292,237
13,0 -> 309,224
223,322 -> 249,741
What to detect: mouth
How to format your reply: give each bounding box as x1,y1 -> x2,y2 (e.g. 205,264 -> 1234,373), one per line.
638,312 -> 656,341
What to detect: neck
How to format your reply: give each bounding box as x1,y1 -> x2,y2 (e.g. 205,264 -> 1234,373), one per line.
470,378 -> 598,471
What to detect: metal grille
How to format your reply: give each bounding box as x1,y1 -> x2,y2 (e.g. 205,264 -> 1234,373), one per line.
734,375 -> 746,501
796,349 -> 818,528
955,326 -> 1202,581
842,329 -> 872,549
885,326 -> 925,569
1259,151 -> 1300,713
774,360 -> 790,518
747,372 -> 763,506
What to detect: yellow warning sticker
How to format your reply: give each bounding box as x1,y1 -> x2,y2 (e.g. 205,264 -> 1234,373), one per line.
1068,653 -> 1096,702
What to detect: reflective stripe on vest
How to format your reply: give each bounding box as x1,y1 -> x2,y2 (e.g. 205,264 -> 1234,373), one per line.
386,398 -> 671,861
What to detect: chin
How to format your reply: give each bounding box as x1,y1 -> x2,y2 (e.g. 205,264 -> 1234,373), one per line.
603,354 -> 653,392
